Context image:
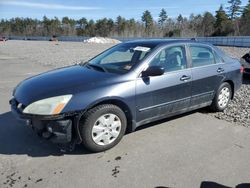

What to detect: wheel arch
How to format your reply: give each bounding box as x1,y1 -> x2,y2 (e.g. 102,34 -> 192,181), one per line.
85,98 -> 134,133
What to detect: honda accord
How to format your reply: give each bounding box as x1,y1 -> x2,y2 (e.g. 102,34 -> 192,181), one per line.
10,40 -> 243,152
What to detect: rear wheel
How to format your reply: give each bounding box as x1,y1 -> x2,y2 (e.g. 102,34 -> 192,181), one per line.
80,104 -> 127,152
210,82 -> 232,112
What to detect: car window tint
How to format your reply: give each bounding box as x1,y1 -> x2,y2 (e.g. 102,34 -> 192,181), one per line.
190,46 -> 216,67
150,46 -> 187,72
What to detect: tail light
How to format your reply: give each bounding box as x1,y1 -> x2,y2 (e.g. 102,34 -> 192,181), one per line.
240,66 -> 244,73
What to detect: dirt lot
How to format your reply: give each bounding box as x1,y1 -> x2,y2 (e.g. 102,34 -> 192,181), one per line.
0,40 -> 249,67
0,41 -> 250,188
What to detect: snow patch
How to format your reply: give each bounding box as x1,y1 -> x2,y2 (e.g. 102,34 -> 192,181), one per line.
83,37 -> 121,44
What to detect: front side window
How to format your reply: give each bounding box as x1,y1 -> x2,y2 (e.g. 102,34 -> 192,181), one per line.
85,43 -> 155,74
149,45 -> 187,72
190,46 -> 216,68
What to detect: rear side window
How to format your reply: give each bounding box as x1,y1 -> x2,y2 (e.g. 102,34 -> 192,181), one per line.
190,46 -> 216,68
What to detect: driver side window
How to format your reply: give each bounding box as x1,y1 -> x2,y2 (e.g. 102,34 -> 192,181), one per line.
150,45 -> 187,72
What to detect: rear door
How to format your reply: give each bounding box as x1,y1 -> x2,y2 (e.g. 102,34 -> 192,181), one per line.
135,44 -> 192,124
188,44 -> 225,107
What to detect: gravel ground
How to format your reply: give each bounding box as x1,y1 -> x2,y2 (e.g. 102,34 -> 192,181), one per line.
218,46 -> 250,60
212,79 -> 250,127
0,40 -> 249,127
209,46 -> 250,127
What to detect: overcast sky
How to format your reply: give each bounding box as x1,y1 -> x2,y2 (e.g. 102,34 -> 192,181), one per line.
0,0 -> 249,20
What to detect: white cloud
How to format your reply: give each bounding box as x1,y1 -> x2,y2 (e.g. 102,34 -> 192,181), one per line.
0,1 -> 102,10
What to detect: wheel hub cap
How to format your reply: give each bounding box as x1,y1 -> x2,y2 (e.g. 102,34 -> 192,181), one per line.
91,113 -> 121,146
218,87 -> 230,108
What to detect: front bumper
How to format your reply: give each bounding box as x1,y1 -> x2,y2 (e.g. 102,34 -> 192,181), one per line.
10,98 -> 73,143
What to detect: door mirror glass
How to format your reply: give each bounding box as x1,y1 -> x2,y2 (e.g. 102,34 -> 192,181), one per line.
141,66 -> 165,77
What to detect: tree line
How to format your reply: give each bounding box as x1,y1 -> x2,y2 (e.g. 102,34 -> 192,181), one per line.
0,0 -> 250,38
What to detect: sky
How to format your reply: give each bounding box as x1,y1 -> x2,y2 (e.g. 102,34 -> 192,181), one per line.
0,0 -> 249,21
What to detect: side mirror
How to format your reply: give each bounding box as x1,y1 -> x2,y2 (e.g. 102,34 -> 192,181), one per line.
141,66 -> 165,77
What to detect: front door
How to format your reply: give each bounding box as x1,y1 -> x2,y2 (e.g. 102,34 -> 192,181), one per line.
135,45 -> 192,125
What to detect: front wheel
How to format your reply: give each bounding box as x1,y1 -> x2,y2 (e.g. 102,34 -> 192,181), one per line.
80,104 -> 127,152
210,82 -> 232,112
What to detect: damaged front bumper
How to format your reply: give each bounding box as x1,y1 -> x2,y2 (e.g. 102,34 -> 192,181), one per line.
10,98 -> 80,144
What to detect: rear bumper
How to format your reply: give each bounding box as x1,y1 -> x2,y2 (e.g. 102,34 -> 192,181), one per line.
241,59 -> 250,75
10,98 -> 73,143
244,68 -> 250,75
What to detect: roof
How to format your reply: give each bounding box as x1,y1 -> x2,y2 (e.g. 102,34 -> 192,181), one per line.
125,39 -> 212,48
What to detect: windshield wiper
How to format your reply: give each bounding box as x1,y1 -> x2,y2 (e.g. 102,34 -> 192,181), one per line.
85,64 -> 108,72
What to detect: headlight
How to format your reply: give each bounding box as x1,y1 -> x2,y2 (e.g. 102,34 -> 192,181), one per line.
23,95 -> 72,115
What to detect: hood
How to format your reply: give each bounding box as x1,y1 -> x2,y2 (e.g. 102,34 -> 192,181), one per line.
14,65 -> 116,105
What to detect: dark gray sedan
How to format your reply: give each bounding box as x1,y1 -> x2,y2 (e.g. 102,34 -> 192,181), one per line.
10,40 -> 243,152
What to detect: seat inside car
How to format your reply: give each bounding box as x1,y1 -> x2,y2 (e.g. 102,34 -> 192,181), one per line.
198,52 -> 210,59
192,52 -> 214,67
164,48 -> 183,72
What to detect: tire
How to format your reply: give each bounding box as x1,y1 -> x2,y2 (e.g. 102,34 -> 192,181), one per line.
79,104 -> 127,152
210,82 -> 232,112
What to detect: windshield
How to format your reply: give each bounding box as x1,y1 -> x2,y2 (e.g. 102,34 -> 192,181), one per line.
84,43 -> 155,74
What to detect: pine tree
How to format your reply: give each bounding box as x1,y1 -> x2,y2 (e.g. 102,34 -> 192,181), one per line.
214,5 -> 233,35
141,10 -> 153,36
116,16 -> 126,36
240,0 -> 250,35
227,0 -> 242,19
177,14 -> 184,23
158,9 -> 168,29
202,12 -> 216,36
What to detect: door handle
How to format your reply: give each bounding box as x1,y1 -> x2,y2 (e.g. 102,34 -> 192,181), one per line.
217,68 -> 224,73
180,75 -> 191,81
